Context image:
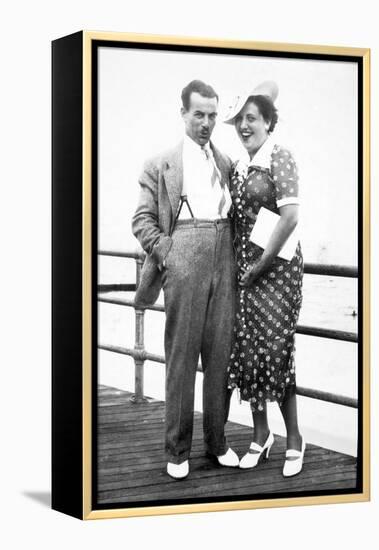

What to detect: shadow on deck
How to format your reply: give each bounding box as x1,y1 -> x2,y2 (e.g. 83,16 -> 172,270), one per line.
97,385 -> 357,505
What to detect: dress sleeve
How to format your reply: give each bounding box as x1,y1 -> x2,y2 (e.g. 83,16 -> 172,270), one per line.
271,145 -> 300,208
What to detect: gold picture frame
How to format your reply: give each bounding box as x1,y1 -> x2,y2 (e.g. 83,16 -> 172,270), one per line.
52,31 -> 370,520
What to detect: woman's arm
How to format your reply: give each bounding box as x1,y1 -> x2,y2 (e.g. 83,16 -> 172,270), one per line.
240,204 -> 299,287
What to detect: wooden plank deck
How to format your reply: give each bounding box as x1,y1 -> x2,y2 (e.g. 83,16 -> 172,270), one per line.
97,385 -> 357,505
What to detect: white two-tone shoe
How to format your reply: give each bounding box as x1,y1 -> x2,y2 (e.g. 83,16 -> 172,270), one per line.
239,432 -> 274,469
167,460 -> 189,480
216,448 -> 239,467
282,437 -> 306,477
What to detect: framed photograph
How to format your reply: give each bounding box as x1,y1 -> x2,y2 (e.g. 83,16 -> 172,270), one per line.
52,31 -> 370,520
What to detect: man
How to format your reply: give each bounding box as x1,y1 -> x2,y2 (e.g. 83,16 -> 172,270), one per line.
132,80 -> 238,479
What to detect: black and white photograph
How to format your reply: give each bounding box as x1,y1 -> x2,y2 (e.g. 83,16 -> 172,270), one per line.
4,0 -> 379,543
95,38 -> 366,511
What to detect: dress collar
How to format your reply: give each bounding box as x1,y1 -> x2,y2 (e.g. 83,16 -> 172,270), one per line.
247,135 -> 274,169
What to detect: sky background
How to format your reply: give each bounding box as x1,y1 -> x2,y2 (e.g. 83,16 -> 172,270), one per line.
98,46 -> 358,266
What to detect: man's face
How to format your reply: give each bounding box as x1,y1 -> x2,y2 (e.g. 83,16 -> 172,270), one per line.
181,92 -> 218,146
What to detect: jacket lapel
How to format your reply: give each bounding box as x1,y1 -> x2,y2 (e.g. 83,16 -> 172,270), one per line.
211,143 -> 231,190
164,142 -> 183,219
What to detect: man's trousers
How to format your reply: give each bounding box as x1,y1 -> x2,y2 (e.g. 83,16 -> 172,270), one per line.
161,218 -> 236,464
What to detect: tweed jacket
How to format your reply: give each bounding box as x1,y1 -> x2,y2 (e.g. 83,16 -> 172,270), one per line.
132,140 -> 232,307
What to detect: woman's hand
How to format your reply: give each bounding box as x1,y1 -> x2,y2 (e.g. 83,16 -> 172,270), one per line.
240,205 -> 299,288
239,261 -> 264,287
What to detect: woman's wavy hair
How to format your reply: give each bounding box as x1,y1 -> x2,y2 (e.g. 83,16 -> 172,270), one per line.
247,94 -> 278,133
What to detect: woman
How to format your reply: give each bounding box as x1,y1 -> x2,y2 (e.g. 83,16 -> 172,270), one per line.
224,81 -> 305,477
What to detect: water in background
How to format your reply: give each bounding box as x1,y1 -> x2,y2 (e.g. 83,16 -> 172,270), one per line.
98,256 -> 358,456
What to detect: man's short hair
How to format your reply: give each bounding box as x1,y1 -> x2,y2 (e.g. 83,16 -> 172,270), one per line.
181,80 -> 219,111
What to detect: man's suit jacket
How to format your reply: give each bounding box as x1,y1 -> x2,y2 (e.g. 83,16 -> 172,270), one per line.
132,140 -> 232,307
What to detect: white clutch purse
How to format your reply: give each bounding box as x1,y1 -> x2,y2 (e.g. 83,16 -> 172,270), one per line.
249,207 -> 299,261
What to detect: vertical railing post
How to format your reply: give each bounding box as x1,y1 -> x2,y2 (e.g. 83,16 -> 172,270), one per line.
130,254 -> 147,403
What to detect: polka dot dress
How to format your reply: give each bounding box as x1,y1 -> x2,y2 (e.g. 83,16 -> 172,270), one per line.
227,144 -> 304,412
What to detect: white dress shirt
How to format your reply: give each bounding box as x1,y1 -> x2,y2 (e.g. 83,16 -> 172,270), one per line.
180,135 -> 232,220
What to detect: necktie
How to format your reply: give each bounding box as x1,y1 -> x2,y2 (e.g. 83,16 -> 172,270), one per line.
201,146 -> 226,216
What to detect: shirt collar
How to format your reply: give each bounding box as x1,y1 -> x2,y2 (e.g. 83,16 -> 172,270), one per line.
183,134 -> 211,156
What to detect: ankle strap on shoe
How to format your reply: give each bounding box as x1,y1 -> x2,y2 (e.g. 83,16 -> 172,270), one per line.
249,442 -> 264,453
285,449 -> 301,459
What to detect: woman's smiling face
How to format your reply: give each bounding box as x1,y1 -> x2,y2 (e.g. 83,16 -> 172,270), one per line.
235,100 -> 269,158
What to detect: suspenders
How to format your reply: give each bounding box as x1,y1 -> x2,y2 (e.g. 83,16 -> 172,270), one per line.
175,195 -> 195,223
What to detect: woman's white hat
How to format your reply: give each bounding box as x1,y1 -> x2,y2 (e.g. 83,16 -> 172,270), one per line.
223,80 -> 279,125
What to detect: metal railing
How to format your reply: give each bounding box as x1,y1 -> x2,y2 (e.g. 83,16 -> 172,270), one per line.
98,249 -> 358,409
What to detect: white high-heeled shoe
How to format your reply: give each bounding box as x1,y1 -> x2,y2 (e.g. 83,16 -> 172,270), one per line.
239,432 -> 274,469
283,437 -> 306,477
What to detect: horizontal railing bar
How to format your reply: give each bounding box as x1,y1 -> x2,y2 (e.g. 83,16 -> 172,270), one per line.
98,284 -> 136,292
296,386 -> 357,408
296,324 -> 357,342
99,344 -> 200,371
98,250 -> 144,260
98,295 -> 357,342
99,344 -> 357,408
303,263 -> 358,278
99,344 -> 165,364
98,250 -> 357,278
98,295 -> 165,312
